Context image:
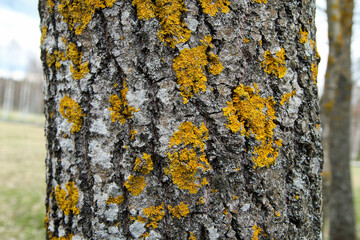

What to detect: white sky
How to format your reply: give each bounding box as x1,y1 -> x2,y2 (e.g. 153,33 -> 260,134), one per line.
0,0 -> 358,92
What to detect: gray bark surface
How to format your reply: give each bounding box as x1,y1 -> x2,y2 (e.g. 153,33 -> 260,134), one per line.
39,0 -> 322,239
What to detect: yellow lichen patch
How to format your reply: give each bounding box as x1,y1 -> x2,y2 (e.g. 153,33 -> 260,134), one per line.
49,234 -> 73,240
311,63 -> 318,84
280,90 -> 296,105
166,149 -> 210,193
66,42 -> 89,80
189,232 -> 197,240
243,37 -> 250,43
41,26 -> 47,45
140,232 -> 150,239
59,95 -> 85,134
106,195 -> 125,205
46,0 -> 55,13
165,121 -> 211,193
46,50 -> 66,70
169,121 -> 209,151
173,36 -> 223,103
58,0 -> 116,35
253,0 -> 267,3
251,224 -> 262,240
223,84 -> 281,168
109,81 -> 139,125
134,153 -> 153,174
208,52 -> 224,75
125,175 -> 146,196
143,203 -> 165,228
261,48 -> 287,78
168,202 -> 190,219
132,0 -> 156,20
223,208 -> 228,215
130,130 -> 138,140
155,0 -> 192,48
299,28 -> 308,44
197,197 -> 205,205
55,182 -> 80,215
198,0 -> 230,16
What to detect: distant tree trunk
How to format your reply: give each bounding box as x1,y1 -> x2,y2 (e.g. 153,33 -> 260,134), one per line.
2,79 -> 15,119
320,0 -> 355,238
39,0 -> 322,239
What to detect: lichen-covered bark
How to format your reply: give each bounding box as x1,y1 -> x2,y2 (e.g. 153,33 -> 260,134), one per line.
320,0 -> 355,239
39,0 -> 322,239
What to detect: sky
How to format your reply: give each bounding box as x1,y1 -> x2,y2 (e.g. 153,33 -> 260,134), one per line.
0,0 -> 358,93
0,0 -> 40,80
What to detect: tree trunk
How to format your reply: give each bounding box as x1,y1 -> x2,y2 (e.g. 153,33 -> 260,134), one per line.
39,0 -> 323,239
320,0 -> 355,239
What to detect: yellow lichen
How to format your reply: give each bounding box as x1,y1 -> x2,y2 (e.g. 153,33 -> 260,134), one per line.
125,175 -> 146,196
59,95 -> 85,134
261,48 -> 287,78
132,0 -> 156,20
198,0 -> 230,16
130,130 -> 138,140
208,52 -> 224,75
109,81 -> 139,125
47,0 -> 55,13
46,50 -> 66,70
156,0 -> 192,48
311,63 -> 318,84
168,202 -> 190,219
173,36 -> 223,103
299,28 -> 308,44
253,0 -> 267,3
223,208 -> 228,215
55,182 -> 80,215
251,224 -> 262,240
223,84 -> 281,168
58,0 -> 116,35
66,42 -> 89,80
169,121 -> 209,150
143,203 -> 165,228
41,26 -> 47,45
140,232 -> 150,239
189,232 -> 197,240
243,37 -> 250,43
49,234 -> 73,240
134,153 -> 153,174
197,197 -> 205,205
165,121 -> 211,194
106,195 -> 124,205
280,90 -> 296,105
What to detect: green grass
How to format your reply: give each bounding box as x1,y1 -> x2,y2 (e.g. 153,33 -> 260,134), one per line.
0,120 -> 46,239
352,167 -> 360,239
0,120 -> 359,239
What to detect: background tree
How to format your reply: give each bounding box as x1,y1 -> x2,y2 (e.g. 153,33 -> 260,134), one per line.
320,0 -> 355,238
39,0 -> 322,239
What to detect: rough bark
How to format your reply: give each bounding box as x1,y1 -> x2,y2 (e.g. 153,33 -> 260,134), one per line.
320,0 -> 355,239
39,0 -> 322,239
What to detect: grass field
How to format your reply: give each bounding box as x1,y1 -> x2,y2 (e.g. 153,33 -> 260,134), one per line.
0,120 -> 359,239
0,121 -> 46,239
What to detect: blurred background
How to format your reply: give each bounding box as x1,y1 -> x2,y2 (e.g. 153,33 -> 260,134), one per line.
0,0 -> 359,239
